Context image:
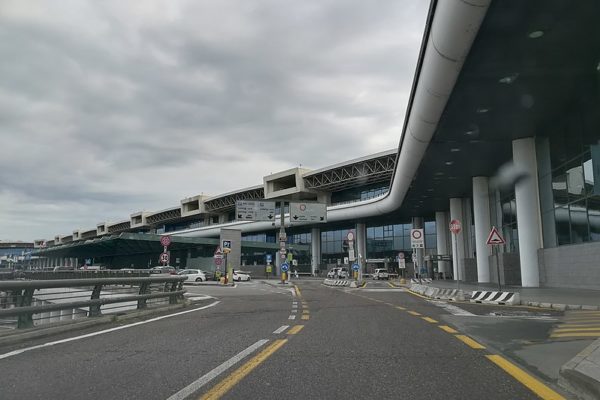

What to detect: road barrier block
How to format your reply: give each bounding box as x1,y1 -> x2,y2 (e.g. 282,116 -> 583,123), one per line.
470,291 -> 520,305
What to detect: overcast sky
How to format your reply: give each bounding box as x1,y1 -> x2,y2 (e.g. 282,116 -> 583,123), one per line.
0,0 -> 428,241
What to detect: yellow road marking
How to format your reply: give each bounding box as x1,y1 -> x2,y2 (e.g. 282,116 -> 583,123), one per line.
200,339 -> 287,400
563,319 -> 600,324
302,310 -> 309,314
294,285 -> 302,297
406,290 -> 429,300
551,332 -> 600,338
387,282 -> 394,288
407,311 -> 421,316
421,317 -> 438,323
287,325 -> 304,335
455,335 -> 485,349
554,323 -> 600,328
486,355 -> 565,400
301,315 -> 310,320
554,327 -> 600,332
439,325 -> 458,334
396,306 -> 406,310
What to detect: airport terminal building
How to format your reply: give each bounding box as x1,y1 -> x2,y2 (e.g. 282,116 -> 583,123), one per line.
32,1 -> 599,289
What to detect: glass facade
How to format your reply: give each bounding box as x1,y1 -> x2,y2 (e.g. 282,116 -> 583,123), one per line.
500,192 -> 519,252
321,228 -> 353,265
546,145 -> 600,246
366,221 -> 436,260
331,184 -> 389,205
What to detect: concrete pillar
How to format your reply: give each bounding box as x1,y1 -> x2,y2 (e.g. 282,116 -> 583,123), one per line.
317,192 -> 332,205
435,211 -> 450,277
356,223 -> 367,271
412,217 -> 424,275
513,137 -> 543,287
450,198 -> 466,281
464,199 -> 474,258
311,228 -> 321,276
473,177 -> 492,283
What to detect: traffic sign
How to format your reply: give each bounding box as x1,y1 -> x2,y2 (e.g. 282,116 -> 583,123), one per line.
486,226 -> 506,245
235,200 -> 276,222
160,235 -> 172,247
348,248 -> 356,262
222,240 -> 232,250
410,229 -> 424,248
347,231 -> 355,241
449,219 -> 461,235
289,202 -> 327,223
159,252 -> 170,264
352,263 -> 360,271
214,258 -> 222,266
266,254 -> 272,263
398,259 -> 406,269
214,246 -> 223,259
281,262 -> 290,272
398,252 -> 405,260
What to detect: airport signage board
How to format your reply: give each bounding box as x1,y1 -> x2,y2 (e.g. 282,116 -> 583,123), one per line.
235,200 -> 276,222
289,202 -> 327,223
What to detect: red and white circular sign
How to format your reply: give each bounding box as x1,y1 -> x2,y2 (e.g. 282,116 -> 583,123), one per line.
347,231 -> 355,241
160,235 -> 172,247
159,252 -> 170,264
214,258 -> 222,266
411,229 -> 423,240
449,219 -> 461,235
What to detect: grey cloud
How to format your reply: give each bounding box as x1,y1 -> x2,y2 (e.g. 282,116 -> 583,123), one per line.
0,0 -> 428,240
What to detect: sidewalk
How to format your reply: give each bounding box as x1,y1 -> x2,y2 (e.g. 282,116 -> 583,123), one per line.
422,280 -> 600,309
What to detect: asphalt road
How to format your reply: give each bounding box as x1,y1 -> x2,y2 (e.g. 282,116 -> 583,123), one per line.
0,280 -> 571,399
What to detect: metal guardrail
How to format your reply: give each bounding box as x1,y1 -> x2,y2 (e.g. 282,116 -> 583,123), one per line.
0,269 -> 153,280
0,276 -> 186,329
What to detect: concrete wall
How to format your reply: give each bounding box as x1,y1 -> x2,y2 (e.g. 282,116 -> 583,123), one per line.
464,258 -> 477,282
539,242 -> 600,289
220,228 -> 242,272
488,252 -> 521,286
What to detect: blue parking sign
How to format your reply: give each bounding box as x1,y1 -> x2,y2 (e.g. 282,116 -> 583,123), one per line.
281,262 -> 290,272
352,263 -> 360,271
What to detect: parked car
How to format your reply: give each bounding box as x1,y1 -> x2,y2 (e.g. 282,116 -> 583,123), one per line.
53,266 -> 75,272
78,265 -> 105,271
327,268 -> 340,278
149,266 -> 177,275
178,269 -> 207,282
327,267 -> 348,279
233,270 -> 251,282
372,268 -> 389,280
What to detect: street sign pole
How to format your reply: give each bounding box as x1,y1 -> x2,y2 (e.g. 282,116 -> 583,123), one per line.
280,200 -> 286,283
494,245 -> 501,292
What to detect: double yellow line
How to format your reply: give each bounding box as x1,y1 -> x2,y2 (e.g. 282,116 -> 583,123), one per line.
200,339 -> 287,400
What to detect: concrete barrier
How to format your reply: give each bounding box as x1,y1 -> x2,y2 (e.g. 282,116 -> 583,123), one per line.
434,288 -> 465,301
323,279 -> 350,287
470,291 -> 520,305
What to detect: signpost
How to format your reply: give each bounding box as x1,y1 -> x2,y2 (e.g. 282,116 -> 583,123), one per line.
449,219 -> 461,289
214,247 -> 223,277
160,235 -> 172,266
410,229 -> 424,248
281,262 -> 290,284
486,226 -> 506,291
352,262 -> 360,280
289,202 -> 327,223
235,200 -> 276,222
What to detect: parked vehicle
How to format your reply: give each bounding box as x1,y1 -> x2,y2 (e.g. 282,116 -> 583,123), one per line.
178,269 -> 207,282
327,268 -> 340,278
149,266 -> 177,275
372,268 -> 389,280
233,271 -> 251,281
327,267 -> 348,279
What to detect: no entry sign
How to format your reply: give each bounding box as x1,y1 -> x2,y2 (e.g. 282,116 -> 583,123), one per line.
449,219 -> 461,235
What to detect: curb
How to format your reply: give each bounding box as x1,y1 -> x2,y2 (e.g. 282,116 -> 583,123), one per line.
524,301 -> 600,311
0,300 -> 201,348
559,338 -> 600,400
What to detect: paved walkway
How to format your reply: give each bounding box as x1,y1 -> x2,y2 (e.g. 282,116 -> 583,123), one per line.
420,280 -> 600,307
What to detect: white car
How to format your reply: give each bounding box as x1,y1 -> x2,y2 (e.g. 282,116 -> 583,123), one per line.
327,268 -> 340,278
233,271 -> 251,282
372,268 -> 389,280
178,269 -> 207,282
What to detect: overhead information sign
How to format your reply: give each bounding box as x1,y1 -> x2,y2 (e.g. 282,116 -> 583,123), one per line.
235,200 -> 276,222
289,202 -> 327,223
